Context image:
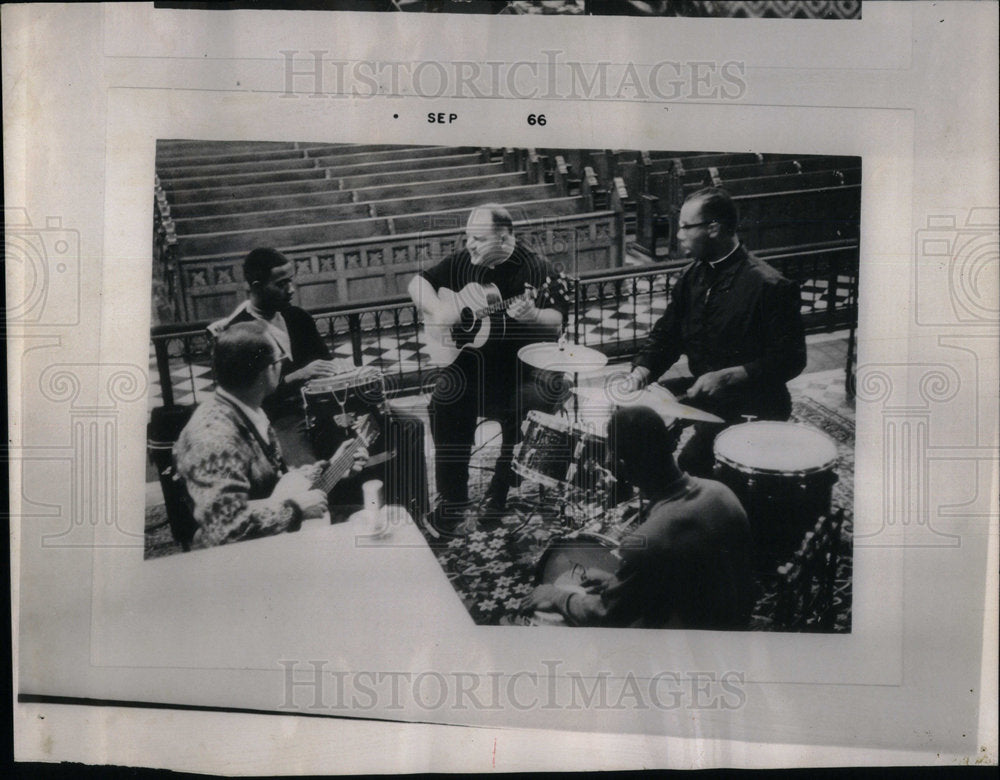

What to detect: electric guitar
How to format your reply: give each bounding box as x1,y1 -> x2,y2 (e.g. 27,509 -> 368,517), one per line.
421,273 -> 572,368
311,414 -> 380,494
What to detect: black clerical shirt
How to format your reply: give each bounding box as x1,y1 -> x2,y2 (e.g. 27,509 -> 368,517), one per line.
632,244 -> 806,420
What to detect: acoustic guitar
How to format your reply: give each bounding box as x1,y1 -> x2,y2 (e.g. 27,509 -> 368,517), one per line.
312,413 -> 380,494
421,273 -> 570,367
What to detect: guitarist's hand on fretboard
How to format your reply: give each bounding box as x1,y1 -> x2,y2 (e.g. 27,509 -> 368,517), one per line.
507,284 -> 539,321
330,438 -> 370,480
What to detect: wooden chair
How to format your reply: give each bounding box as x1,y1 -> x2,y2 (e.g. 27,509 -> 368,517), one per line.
147,404 -> 198,551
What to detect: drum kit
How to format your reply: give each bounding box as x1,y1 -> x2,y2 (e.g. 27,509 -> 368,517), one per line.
301,336 -> 842,580
511,338 -> 727,519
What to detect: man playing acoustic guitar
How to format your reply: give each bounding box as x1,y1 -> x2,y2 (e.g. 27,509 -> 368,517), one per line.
408,204 -> 570,535
174,322 -> 369,549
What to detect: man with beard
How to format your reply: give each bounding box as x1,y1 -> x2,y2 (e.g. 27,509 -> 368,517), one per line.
626,187 -> 807,478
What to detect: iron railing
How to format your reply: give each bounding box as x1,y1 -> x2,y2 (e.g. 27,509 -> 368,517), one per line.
150,257 -> 858,409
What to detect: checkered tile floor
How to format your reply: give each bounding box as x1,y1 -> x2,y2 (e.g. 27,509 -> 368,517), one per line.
147,277 -> 853,411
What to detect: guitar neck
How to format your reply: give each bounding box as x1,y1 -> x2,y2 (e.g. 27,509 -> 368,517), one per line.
474,282 -> 547,318
314,438 -> 363,494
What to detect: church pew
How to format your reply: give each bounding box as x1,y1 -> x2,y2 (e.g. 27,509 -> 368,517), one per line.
641,151 -> 764,188
166,177 -> 350,207
162,157 -> 321,179
166,162 -> 509,207
717,169 -> 859,197
163,153 -> 488,199
168,171 -> 532,220
161,147 -> 437,179
156,143 -> 426,170
350,170 -> 530,202
338,161 -> 505,190
389,195 -> 590,234
160,148 -> 481,191
173,202 -> 375,235
160,167 -> 329,192
169,189 -> 356,220
174,195 -> 591,259
156,140 -> 299,159
636,180 -> 860,258
736,183 -> 861,250
173,183 -> 561,235
174,205 -> 626,319
311,145 -> 479,170
175,216 -> 392,258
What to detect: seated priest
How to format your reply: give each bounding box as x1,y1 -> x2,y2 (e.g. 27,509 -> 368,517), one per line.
174,321 -> 367,549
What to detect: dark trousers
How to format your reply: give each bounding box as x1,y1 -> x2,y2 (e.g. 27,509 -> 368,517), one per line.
428,350 -> 569,504
659,375 -> 792,479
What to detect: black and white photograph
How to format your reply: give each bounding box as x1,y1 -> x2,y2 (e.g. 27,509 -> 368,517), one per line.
8,1 -> 996,773
147,140 -> 859,632
159,1 -> 863,19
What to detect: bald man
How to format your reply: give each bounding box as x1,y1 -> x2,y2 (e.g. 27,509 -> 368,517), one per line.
408,204 -> 570,534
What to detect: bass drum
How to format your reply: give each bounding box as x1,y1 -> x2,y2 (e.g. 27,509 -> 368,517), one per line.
713,421 -> 839,570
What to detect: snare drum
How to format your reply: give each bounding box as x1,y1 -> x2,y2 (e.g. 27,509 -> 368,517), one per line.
713,421 -> 839,567
524,532 -> 620,625
513,410 -> 608,496
302,368 -> 387,459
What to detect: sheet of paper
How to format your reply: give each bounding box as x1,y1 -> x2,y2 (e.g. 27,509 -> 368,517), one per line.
5,1 -> 997,772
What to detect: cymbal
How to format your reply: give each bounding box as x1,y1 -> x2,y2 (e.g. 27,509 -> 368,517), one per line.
517,342 -> 608,373
571,384 -> 725,424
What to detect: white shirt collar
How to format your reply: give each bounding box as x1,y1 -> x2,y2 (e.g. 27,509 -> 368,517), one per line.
244,302 -> 291,359
217,387 -> 272,443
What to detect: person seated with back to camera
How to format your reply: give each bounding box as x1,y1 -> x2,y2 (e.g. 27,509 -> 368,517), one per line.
210,246 -> 428,522
174,321 -> 367,549
520,405 -> 755,630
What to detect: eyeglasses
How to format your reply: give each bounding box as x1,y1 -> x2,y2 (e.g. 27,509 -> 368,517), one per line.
677,220 -> 717,232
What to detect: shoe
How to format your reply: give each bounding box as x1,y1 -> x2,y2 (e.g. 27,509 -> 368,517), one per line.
477,489 -> 509,533
482,479 -> 510,513
423,500 -> 472,539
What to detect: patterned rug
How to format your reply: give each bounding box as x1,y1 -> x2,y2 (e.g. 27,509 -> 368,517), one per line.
143,394 -> 855,630
420,393 -> 855,630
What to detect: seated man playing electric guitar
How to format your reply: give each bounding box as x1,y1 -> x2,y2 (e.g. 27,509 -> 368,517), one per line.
174,322 -> 368,549
408,203 -> 570,535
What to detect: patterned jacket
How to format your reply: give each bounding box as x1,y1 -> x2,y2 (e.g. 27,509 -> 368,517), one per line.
174,393 -> 292,548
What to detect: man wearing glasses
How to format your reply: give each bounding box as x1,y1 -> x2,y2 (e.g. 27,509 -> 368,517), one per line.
174,321 -> 366,549
627,187 -> 807,478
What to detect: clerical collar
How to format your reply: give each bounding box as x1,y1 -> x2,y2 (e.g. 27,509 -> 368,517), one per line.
217,387 -> 271,443
704,242 -> 742,270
